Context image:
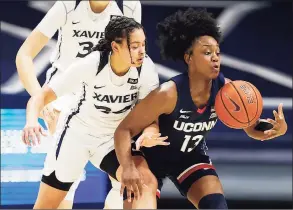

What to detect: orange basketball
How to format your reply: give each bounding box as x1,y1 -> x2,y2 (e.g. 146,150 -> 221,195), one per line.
215,80 -> 263,129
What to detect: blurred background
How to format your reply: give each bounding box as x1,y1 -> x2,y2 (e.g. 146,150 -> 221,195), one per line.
1,0 -> 292,209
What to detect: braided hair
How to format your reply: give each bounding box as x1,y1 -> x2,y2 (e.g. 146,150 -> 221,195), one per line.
92,16 -> 145,63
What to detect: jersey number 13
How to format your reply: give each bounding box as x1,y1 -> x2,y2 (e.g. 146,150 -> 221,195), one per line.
180,135 -> 204,152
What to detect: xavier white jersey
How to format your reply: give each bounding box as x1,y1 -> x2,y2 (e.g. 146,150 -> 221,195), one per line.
36,0 -> 141,75
48,51 -> 159,135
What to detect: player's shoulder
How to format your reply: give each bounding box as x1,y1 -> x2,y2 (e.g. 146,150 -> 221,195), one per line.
123,1 -> 141,22
67,51 -> 101,78
123,1 -> 141,9
169,72 -> 188,87
76,50 -> 101,69
148,80 -> 177,113
58,1 -> 76,14
139,55 -> 157,77
123,1 -> 141,11
87,50 -> 101,65
158,74 -> 184,102
160,80 -> 177,97
142,55 -> 155,69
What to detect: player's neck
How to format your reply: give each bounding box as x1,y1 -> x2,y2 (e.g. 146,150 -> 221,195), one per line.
188,72 -> 212,96
110,54 -> 130,76
89,0 -> 110,13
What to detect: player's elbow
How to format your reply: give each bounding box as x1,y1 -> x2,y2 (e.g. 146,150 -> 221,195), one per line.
15,49 -> 23,70
15,46 -> 30,72
115,124 -> 128,136
114,128 -> 120,143
42,86 -> 57,106
114,123 -> 134,141
114,126 -> 126,144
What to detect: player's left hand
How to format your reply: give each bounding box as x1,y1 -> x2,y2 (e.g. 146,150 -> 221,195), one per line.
41,104 -> 60,134
135,133 -> 169,150
262,103 -> 287,140
120,164 -> 144,202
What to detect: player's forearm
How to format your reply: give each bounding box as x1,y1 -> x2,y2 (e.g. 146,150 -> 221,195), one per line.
26,94 -> 46,124
26,86 -> 57,122
16,53 -> 42,96
114,128 -> 135,168
142,120 -> 159,134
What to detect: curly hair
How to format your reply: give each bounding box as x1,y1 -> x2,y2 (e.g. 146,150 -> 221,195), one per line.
156,8 -> 221,61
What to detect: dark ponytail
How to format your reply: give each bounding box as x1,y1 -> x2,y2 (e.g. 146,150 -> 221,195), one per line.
92,39 -> 111,52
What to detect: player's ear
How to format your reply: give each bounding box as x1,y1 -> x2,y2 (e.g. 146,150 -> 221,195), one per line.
111,41 -> 119,53
184,53 -> 191,65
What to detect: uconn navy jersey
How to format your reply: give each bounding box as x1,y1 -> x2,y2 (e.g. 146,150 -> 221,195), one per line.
48,51 -> 159,135
36,0 -> 141,73
157,72 -> 225,157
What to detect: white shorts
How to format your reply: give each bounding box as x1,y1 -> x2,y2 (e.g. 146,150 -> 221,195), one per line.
42,66 -> 84,198
63,170 -> 85,201
42,112 -> 115,183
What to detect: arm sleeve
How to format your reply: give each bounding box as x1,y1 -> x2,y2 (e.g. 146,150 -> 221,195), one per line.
48,52 -> 100,97
138,57 -> 159,100
123,1 -> 142,23
36,1 -> 67,38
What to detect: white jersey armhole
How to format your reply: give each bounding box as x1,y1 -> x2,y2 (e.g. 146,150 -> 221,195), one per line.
123,1 -> 142,23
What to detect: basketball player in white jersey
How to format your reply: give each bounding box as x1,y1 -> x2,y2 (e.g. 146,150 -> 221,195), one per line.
22,16 -> 165,209
16,0 -> 142,209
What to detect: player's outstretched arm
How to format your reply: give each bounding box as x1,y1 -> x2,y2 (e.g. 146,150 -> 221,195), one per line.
114,81 -> 176,195
243,103 -> 287,141
135,57 -> 168,150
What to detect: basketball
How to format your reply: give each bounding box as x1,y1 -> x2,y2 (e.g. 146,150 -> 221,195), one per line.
215,80 -> 263,129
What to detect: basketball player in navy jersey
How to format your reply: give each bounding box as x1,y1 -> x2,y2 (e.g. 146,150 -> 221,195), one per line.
114,8 -> 288,209
16,1 -> 142,209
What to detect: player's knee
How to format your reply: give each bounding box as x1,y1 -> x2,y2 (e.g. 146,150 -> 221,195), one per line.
133,156 -> 158,192
198,193 -> 228,209
139,169 -> 158,192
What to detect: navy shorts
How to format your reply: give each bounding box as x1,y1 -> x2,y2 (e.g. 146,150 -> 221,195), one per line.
141,147 -> 218,197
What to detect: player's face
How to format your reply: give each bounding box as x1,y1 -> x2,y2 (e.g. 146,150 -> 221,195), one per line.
186,36 -> 221,79
120,28 -> 146,67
